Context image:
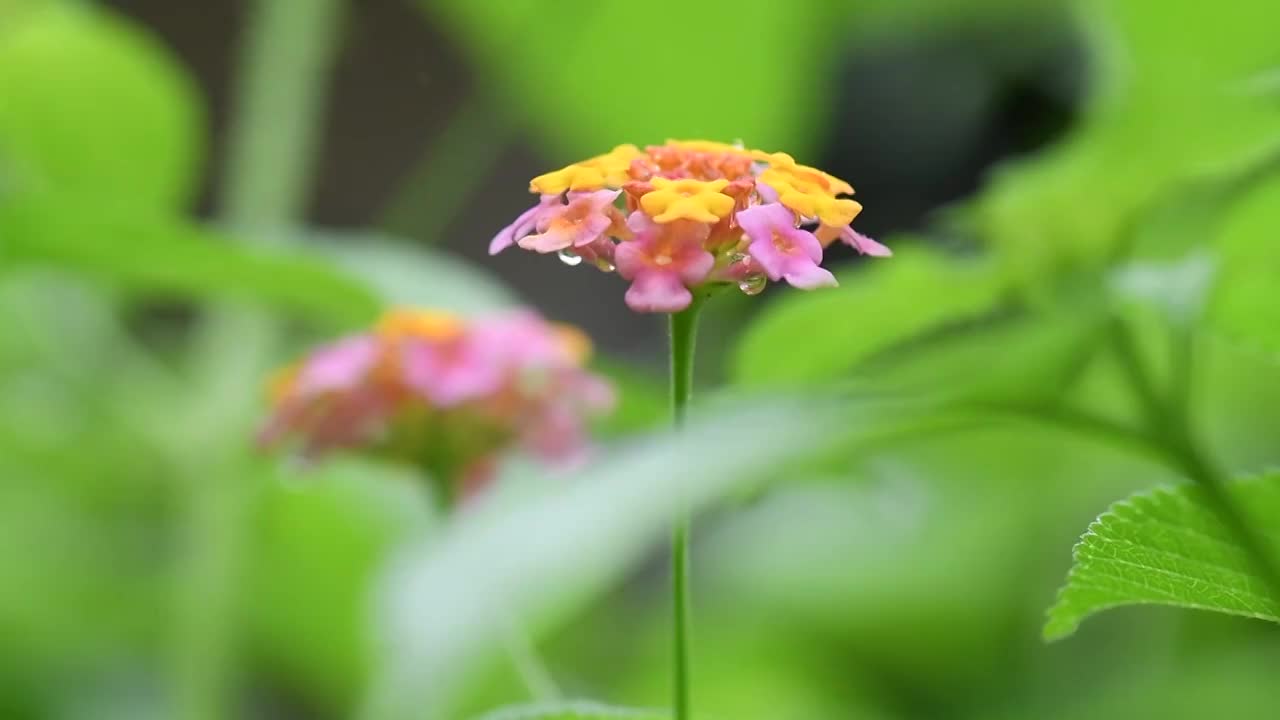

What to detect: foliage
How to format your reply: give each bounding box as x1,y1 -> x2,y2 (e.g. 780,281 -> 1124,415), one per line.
1046,472 -> 1280,640
3,0 -> 1280,719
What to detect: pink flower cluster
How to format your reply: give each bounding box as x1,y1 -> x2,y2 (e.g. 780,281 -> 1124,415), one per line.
490,140 -> 890,313
259,309 -> 613,500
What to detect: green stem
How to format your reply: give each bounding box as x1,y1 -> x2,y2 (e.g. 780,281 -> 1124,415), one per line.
174,2 -> 345,719
668,298 -> 703,720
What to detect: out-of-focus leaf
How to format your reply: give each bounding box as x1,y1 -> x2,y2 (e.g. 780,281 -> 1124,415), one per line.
868,299 -> 1107,408
699,419 -> 1164,698
730,246 -> 1002,387
591,359 -> 666,436
472,701 -> 666,720
1091,0 -> 1278,95
0,4 -> 202,208
1208,178 -> 1280,356
423,0 -> 827,157
304,231 -> 516,313
248,459 -> 431,714
0,195 -> 380,327
364,396 -> 872,720
1044,472 -> 1280,640
1111,252 -> 1215,326
998,644 -> 1280,720
971,0 -> 1280,292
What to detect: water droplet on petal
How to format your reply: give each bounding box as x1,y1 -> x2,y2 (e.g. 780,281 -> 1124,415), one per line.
738,274 -> 766,296
594,258 -> 616,272
558,249 -> 583,266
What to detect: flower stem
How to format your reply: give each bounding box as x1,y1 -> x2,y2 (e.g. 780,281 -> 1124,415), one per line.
668,298 -> 703,720
175,1 -> 345,718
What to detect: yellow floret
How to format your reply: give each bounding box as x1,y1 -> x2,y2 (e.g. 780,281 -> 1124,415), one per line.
554,324 -> 593,364
760,169 -> 862,225
376,308 -> 464,342
754,153 -> 855,196
665,139 -> 753,155
639,177 -> 736,223
266,363 -> 299,404
529,144 -> 640,194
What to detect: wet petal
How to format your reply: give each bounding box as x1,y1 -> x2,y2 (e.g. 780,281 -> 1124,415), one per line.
624,270 -> 693,312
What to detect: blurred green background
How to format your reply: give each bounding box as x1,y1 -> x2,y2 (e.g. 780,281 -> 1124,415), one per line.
2,0 -> 1280,718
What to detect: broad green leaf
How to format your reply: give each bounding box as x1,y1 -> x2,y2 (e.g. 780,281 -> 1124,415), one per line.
364,395 -> 878,720
0,195 -> 380,327
0,4 -> 202,208
1208,177 -> 1280,356
304,231 -> 517,313
472,701 -> 666,720
1044,472 -> 1280,640
730,246 -> 1002,387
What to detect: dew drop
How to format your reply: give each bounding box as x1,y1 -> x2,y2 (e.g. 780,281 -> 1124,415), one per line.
594,258 -> 616,272
557,249 -> 583,266
738,274 -> 767,296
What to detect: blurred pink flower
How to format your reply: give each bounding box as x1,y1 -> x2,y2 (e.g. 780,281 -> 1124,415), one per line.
260,308 -> 613,502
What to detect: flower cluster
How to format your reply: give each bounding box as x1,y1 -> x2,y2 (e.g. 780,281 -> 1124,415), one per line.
259,308 -> 613,500
490,139 -> 890,313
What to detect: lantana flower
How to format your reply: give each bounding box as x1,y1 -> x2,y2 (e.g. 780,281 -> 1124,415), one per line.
490,139 -> 891,312
259,308 -> 613,500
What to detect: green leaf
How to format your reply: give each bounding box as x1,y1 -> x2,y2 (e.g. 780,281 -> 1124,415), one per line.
1044,472 -> 1280,641
970,0 -> 1280,293
730,246 -> 1002,387
0,195 -> 380,327
472,701 -> 666,720
364,395 -> 879,720
0,4 -> 202,208
248,459 -> 432,713
1208,177 -> 1280,356
424,0 -> 827,156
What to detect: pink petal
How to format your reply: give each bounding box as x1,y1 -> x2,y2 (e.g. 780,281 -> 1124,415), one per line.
844,228 -> 892,257
473,311 -> 565,367
613,239 -> 649,280
402,339 -> 504,407
518,226 -> 576,253
489,195 -> 560,255
518,191 -> 619,253
624,269 -> 693,313
755,180 -> 780,204
780,261 -> 838,289
734,202 -> 797,245
296,336 -> 379,395
676,245 -> 716,286
741,203 -> 830,288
